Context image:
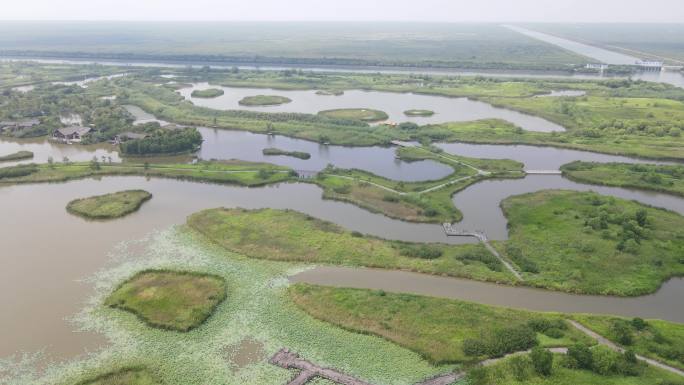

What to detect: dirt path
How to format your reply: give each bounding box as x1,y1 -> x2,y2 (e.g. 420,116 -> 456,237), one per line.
483,241 -> 523,280
567,320 -> 684,377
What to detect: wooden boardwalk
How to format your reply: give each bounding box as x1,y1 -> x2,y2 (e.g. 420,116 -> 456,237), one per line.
270,348 -> 373,385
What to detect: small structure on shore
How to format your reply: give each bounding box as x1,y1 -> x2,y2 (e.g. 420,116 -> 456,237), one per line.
113,132 -> 150,144
53,126 -> 92,143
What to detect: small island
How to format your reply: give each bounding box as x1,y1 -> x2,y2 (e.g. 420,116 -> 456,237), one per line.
66,190 -> 152,219
315,89 -> 344,96
404,109 -> 435,117
190,88 -> 225,98
105,270 -> 226,331
262,147 -> 311,160
238,95 -> 292,106
318,108 -> 389,122
0,150 -> 34,162
119,127 -> 203,156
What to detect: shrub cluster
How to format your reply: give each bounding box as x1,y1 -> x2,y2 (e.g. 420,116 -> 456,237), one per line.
463,324 -> 537,358
0,163 -> 39,179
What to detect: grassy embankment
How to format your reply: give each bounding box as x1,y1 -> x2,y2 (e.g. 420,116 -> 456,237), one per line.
105,270 -> 226,332
77,368 -> 160,385
561,161 -> 684,197
67,190 -> 152,219
0,150 -> 33,162
318,108 -> 389,122
572,315 -> 684,371
315,89 -> 344,96
289,284 -> 591,365
238,95 -> 292,106
262,147 -> 311,159
465,351 -> 683,385
0,161 -> 294,187
190,88 -> 224,98
187,208 -> 517,285
496,190 -> 684,296
404,109 -> 435,116
313,146 -> 523,223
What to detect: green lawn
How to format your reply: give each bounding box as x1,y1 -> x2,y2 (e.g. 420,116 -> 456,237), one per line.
77,368 -> 161,385
0,150 -> 33,162
496,190 -> 684,296
105,270 -> 226,331
572,314 -> 684,371
238,95 -> 291,106
288,284 -> 591,364
66,190 -> 152,219
187,208 -> 516,284
190,88 -> 224,98
318,108 -> 389,122
561,161 -> 684,197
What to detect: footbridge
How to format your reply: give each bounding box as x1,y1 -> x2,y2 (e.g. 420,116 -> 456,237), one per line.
525,170 -> 562,175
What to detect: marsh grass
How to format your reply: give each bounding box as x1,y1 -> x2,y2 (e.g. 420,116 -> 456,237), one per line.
0,150 -> 34,162
66,190 -> 152,219
318,108 -> 389,122
238,95 -> 292,106
104,270 -> 226,332
190,88 -> 224,98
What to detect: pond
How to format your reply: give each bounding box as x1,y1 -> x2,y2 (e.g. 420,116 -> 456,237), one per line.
177,83 -> 567,132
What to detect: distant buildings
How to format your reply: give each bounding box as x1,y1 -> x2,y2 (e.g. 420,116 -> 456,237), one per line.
635,60 -> 663,70
585,63 -> 609,71
0,119 -> 40,133
53,126 -> 92,142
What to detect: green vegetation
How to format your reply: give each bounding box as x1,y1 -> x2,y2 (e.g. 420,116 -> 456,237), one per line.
315,89 -> 344,96
187,208 -> 517,284
0,150 -> 33,162
465,350 -> 682,385
66,190 -> 152,219
190,88 -> 224,98
0,22 -> 591,70
404,109 -> 434,117
497,190 -> 684,295
0,160 -> 293,187
105,270 -> 226,331
572,315 -> 684,370
262,147 -> 311,159
289,284 -> 591,364
318,108 -> 388,122
238,95 -> 292,106
119,127 -> 202,156
77,368 -> 160,385
562,161 -> 684,197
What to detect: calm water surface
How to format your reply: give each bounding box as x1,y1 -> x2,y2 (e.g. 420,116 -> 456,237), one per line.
178,84 -> 566,132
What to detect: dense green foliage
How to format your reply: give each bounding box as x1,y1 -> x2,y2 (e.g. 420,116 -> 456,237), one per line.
404,109 -> 435,116
318,108 -> 389,122
238,95 -> 292,106
0,150 -> 33,162
190,88 -> 224,98
187,208 -> 516,283
105,270 -> 226,331
262,147 -> 311,159
573,315 -> 684,370
66,190 -> 152,219
0,163 -> 38,179
562,161 -> 684,196
119,127 -> 202,155
289,284 -> 589,364
498,190 -> 684,295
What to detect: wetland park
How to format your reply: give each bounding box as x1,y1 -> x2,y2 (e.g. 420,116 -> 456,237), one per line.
0,17 -> 683,385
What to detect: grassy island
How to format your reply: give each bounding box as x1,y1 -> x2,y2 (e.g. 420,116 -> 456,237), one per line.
404,109 -> 435,117
561,161 -> 684,197
238,95 -> 292,106
105,270 -> 226,331
315,89 -> 344,96
67,190 -> 152,219
262,147 -> 311,159
289,284 -> 591,364
190,88 -> 225,98
318,108 -> 389,122
0,150 -> 33,162
498,190 -> 684,296
188,208 -> 516,284
77,368 -> 160,385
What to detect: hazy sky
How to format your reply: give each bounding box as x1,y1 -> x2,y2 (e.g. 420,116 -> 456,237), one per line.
1,0 -> 683,22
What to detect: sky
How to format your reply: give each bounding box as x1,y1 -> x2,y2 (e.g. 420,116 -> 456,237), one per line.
1,0 -> 683,22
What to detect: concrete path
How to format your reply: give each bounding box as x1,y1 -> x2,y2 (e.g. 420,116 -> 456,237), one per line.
567,320 -> 684,377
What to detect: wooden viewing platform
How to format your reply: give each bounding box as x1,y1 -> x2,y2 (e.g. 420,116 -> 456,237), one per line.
270,348 -> 373,385
442,223 -> 487,241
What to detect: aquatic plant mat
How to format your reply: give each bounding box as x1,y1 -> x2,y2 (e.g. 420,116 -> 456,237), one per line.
1,227 -> 453,385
